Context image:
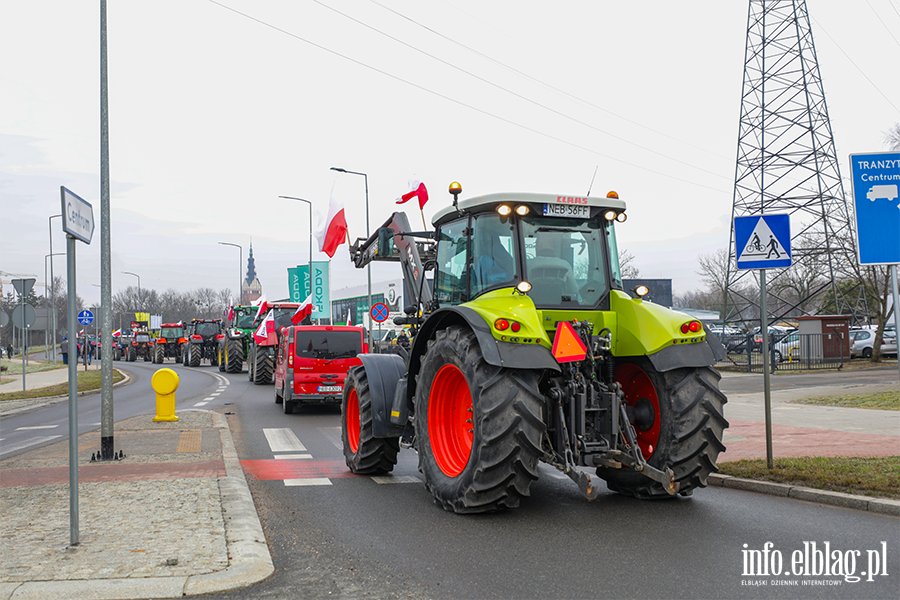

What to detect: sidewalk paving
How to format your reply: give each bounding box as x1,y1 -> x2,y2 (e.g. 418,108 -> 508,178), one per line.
0,410 -> 273,600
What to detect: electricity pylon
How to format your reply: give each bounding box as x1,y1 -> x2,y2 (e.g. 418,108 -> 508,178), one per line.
723,0 -> 858,326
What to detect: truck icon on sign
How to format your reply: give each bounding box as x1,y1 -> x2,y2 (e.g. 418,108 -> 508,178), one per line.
867,184 -> 898,203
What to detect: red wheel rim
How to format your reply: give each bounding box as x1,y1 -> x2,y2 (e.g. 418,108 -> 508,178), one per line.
614,364 -> 661,458
347,388 -> 361,453
428,364 -> 473,477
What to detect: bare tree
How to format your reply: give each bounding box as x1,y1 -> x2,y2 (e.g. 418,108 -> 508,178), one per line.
884,123 -> 900,151
618,249 -> 640,279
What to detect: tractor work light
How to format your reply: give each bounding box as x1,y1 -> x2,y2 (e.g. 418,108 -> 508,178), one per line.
516,281 -> 532,293
497,204 -> 512,216
515,204 -> 530,216
633,285 -> 650,297
604,210 -> 617,221
616,212 -> 627,223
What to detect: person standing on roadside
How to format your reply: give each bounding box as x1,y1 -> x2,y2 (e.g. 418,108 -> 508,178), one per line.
61,337 -> 69,365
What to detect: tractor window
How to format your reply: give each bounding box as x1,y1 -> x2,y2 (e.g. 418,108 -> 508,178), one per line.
435,218 -> 469,306
160,327 -> 183,338
470,213 -> 517,297
272,308 -> 297,329
195,323 -> 219,337
235,311 -> 255,329
521,216 -> 608,307
606,221 -> 624,290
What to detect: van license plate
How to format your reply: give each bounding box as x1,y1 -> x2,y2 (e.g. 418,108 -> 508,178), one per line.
318,385 -> 342,393
543,204 -> 590,218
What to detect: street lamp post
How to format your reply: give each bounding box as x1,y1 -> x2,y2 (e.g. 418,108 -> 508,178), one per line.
49,213 -> 61,363
331,167 -> 371,347
278,196 -> 314,322
218,242 -> 243,304
121,271 -> 141,317
45,252 -> 64,360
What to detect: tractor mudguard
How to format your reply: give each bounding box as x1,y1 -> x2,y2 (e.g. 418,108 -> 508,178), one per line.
410,307 -> 560,373
646,341 -> 718,373
356,353 -> 407,438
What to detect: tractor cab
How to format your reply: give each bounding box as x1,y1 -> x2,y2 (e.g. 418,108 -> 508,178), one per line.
431,192 -> 627,310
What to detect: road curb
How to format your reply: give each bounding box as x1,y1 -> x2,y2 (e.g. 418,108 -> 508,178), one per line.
708,473 -> 900,515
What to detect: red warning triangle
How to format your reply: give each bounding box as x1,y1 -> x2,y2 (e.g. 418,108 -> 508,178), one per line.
551,322 -> 587,363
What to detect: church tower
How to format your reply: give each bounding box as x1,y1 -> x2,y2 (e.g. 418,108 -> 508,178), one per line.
242,242 -> 263,305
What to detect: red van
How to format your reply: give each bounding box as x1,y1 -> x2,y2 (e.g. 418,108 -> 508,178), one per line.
274,325 -> 367,414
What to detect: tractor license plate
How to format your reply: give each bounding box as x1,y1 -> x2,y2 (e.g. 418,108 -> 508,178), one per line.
543,203 -> 590,218
318,385 -> 342,393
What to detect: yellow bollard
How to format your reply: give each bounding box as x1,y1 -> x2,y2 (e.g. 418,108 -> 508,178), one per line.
152,368 -> 180,422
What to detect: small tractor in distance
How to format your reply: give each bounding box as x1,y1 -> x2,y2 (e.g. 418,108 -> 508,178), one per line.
247,302 -> 302,385
130,328 -> 154,362
341,184 -> 728,513
218,305 -> 257,374
183,319 -> 223,367
153,322 -> 187,364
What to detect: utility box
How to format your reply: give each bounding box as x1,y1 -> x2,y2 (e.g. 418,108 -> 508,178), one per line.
796,315 -> 851,360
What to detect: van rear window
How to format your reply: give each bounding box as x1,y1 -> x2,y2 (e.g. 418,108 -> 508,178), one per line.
295,331 -> 361,359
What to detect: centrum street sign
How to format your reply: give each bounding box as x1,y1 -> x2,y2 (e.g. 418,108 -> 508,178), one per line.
60,186 -> 94,244
849,152 -> 900,265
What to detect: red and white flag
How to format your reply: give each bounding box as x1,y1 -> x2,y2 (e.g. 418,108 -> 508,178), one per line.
395,180 -> 429,210
253,310 -> 275,344
316,183 -> 348,258
254,295 -> 268,321
291,294 -> 314,325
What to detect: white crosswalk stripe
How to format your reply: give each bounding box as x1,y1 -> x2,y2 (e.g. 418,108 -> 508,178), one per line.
263,428 -> 307,453
284,478 -> 332,487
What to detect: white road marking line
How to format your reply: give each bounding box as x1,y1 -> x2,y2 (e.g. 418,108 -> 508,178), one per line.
204,397 -> 216,402
194,402 -> 209,407
0,435 -> 62,458
284,478 -> 331,486
371,476 -> 420,484
274,454 -> 312,460
15,425 -> 58,431
263,428 -> 307,452
318,427 -> 343,450
210,393 -> 221,397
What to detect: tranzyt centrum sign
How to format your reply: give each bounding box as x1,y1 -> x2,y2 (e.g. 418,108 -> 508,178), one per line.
849,152 -> 899,265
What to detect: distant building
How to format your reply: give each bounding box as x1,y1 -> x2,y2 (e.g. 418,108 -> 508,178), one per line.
241,242 -> 263,305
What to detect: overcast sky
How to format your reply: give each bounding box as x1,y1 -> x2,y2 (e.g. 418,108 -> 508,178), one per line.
2,0 -> 899,309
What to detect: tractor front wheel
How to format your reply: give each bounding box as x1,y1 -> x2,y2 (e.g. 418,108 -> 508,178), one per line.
252,345 -> 271,384
597,359 -> 728,499
226,339 -> 243,373
415,325 -> 544,513
189,345 -> 201,367
341,366 -> 399,474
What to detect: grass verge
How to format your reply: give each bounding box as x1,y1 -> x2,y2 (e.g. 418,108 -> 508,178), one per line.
0,369 -> 125,402
718,456 -> 899,500
791,392 -> 899,411
0,358 -> 65,376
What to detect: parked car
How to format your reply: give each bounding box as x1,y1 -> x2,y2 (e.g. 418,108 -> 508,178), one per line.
771,331 -> 802,363
850,329 -> 898,358
749,326 -> 796,351
273,325 -> 366,414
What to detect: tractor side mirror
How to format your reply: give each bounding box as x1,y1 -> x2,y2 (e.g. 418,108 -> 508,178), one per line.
377,228 -> 394,257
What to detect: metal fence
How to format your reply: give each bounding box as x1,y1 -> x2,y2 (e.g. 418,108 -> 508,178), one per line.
713,332 -> 844,373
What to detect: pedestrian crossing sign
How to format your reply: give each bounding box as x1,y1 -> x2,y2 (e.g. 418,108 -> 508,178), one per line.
735,214 -> 791,270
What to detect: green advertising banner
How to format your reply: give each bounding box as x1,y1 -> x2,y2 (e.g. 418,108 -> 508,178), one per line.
293,262 -> 330,320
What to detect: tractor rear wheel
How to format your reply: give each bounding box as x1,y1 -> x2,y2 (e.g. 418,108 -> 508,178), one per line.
341,366 -> 399,474
226,339 -> 243,373
415,325 -> 544,513
156,345 -> 165,364
252,345 -> 271,384
127,346 -> 136,362
189,345 -> 201,367
596,359 -> 728,499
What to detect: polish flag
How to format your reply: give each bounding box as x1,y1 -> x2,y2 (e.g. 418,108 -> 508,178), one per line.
316,184 -> 348,258
254,295 -> 268,321
227,305 -> 234,321
253,310 -> 275,344
291,295 -> 314,325
345,309 -> 352,326
112,329 -> 121,337
395,180 -> 429,210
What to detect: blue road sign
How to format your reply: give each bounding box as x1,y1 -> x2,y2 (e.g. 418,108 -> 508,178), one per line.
371,303 -> 389,323
849,152 -> 900,265
735,214 -> 792,270
77,309 -> 94,326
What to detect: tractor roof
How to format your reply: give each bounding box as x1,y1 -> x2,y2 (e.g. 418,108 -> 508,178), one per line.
432,192 -> 627,227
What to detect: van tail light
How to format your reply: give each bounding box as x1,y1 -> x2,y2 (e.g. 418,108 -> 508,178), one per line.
288,342 -> 294,368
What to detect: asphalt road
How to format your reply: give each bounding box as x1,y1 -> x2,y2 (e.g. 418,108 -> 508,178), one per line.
211,369 -> 899,600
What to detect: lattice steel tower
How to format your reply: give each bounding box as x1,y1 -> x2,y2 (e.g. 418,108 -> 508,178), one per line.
724,0 -> 855,325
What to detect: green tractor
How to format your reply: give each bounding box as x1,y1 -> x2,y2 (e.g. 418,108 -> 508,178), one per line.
218,305 -> 257,373
341,184 -> 728,513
